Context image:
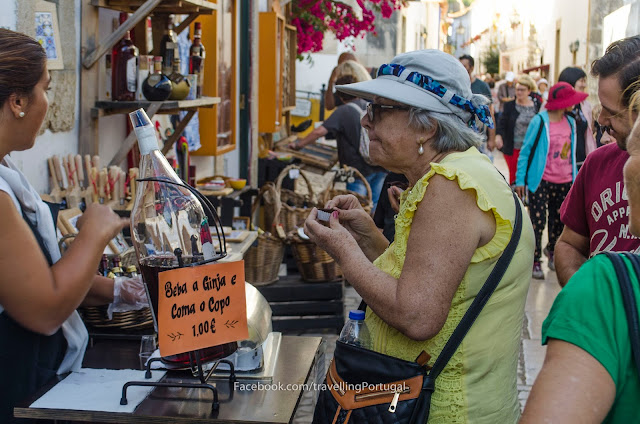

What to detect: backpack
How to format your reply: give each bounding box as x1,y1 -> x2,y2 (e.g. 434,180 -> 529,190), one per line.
346,102 -> 374,165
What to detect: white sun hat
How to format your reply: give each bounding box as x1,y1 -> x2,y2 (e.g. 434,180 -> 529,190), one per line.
335,49 -> 493,129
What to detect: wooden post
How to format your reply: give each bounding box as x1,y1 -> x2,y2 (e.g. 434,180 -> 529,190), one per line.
79,0 -> 100,157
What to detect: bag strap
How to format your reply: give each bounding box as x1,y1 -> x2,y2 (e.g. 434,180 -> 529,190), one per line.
425,191 -> 523,384
605,252 -> 640,381
524,118 -> 545,186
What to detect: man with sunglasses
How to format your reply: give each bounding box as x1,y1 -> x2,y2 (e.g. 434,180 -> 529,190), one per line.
290,75 -> 387,208
555,36 -> 640,287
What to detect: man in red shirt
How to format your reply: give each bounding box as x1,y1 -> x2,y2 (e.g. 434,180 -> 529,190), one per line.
556,36 -> 640,286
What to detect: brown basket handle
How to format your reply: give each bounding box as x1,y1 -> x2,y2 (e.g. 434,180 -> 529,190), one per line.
324,165 -> 373,205
250,182 -> 282,228
274,164 -> 315,200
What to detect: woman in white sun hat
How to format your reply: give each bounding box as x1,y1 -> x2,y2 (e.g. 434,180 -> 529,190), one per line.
304,49 -> 535,423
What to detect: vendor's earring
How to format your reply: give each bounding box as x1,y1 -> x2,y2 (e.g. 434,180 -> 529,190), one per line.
18,112 -> 25,118
417,138 -> 426,155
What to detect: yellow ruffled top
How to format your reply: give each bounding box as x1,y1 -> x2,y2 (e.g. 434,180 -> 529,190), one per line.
367,147 -> 534,424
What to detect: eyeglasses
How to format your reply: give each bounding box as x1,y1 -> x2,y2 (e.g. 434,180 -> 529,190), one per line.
366,102 -> 411,121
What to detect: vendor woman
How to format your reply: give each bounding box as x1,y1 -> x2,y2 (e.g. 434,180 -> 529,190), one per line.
0,29 -> 145,422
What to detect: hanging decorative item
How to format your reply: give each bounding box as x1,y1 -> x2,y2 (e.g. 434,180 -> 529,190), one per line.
291,0 -> 406,57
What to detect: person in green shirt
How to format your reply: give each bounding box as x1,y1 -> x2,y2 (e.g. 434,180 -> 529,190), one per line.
520,67 -> 640,423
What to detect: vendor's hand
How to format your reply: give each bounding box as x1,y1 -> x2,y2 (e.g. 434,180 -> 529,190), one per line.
76,204 -> 128,245
515,186 -> 526,201
388,186 -> 404,214
304,208 -> 359,263
495,135 -> 504,150
107,275 -> 149,320
288,140 -> 301,150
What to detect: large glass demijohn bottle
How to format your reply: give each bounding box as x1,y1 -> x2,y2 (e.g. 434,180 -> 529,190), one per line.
128,108 -> 237,365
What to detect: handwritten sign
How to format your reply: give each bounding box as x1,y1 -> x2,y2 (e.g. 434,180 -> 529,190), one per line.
158,261 -> 248,357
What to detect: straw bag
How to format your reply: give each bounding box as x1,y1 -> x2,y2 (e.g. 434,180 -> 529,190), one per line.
273,164 -> 319,234
244,184 -> 285,286
321,166 -> 373,214
291,234 -> 343,283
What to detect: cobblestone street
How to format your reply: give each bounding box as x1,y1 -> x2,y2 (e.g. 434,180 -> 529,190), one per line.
292,152 -> 562,422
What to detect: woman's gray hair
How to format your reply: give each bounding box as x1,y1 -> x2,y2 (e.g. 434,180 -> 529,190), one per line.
407,93 -> 489,153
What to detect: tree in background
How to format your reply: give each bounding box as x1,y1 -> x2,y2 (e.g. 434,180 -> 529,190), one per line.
482,47 -> 500,75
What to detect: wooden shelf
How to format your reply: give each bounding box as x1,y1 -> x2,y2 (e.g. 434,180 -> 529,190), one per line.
90,0 -> 216,14
83,0 -> 216,69
93,96 -> 220,117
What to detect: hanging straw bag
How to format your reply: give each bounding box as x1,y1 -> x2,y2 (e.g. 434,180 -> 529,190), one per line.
243,184 -> 286,286
321,166 -> 373,215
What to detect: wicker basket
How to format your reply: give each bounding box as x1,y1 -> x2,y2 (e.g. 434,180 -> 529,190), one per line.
291,235 -> 343,283
78,305 -> 154,331
321,166 -> 373,214
273,164 -> 320,234
244,185 -> 286,286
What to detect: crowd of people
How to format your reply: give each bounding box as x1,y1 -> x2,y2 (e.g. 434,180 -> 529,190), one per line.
303,36 -> 640,423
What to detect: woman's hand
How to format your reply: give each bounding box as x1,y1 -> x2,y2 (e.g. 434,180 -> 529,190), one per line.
325,194 -> 378,242
515,186 -> 526,201
76,203 -> 128,245
108,275 -> 149,319
495,134 -> 504,150
387,186 -> 404,214
304,208 -> 359,263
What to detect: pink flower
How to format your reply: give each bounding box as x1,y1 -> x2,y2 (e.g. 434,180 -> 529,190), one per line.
292,0 -> 404,54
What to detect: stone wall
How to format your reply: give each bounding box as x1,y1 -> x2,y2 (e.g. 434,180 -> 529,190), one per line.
16,0 -> 77,133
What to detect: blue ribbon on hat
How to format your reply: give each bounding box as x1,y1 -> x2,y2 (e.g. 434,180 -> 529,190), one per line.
377,63 -> 494,130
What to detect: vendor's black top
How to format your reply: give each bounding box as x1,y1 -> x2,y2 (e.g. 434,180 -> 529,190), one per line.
373,172 -> 408,242
322,98 -> 385,177
0,202 -> 67,423
497,97 -> 542,156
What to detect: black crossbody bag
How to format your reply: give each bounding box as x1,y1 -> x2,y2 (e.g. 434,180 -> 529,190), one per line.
601,252 -> 640,380
312,192 -> 523,424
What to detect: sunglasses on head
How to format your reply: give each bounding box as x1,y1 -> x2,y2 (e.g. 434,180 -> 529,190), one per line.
366,102 -> 412,121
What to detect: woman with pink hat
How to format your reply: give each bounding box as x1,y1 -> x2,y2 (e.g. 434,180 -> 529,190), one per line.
515,82 -> 588,279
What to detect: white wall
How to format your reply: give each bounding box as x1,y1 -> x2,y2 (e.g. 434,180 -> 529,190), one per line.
0,0 -> 16,29
5,0 -> 81,194
541,0 -> 590,82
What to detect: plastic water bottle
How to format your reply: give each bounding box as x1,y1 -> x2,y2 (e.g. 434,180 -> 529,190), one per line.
339,310 -> 371,349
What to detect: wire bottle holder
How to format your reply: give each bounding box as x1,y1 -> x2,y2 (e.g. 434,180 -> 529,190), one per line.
120,177 -> 236,413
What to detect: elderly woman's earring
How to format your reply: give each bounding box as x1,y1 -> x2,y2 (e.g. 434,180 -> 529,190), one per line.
417,138 -> 426,155
18,112 -> 25,118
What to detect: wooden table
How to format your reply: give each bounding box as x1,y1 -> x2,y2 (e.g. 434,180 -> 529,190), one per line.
15,336 -> 322,423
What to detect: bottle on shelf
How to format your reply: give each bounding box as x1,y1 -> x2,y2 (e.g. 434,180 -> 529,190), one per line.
112,30 -> 139,101
168,58 -> 191,100
125,265 -> 138,277
189,22 -> 205,98
339,310 -> 371,349
110,13 -> 128,99
158,14 -> 178,76
128,108 -> 236,365
111,266 -> 124,277
99,254 -> 110,277
142,56 -> 172,101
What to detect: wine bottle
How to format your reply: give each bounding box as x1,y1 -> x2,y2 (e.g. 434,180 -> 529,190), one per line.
128,109 -> 236,364
189,22 -> 205,98
158,15 -> 178,76
110,13 -> 128,100
112,30 -> 139,101
168,58 -> 191,100
142,56 -> 172,101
